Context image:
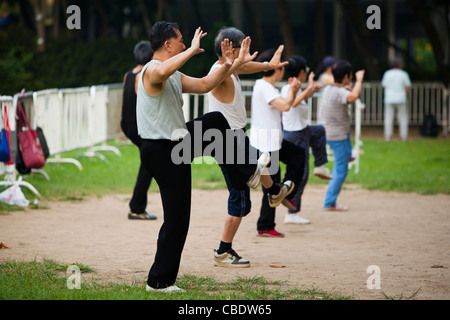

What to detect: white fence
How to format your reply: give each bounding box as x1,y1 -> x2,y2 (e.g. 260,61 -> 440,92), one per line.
1,80 -> 448,197
0,84 -> 124,197
240,80 -> 450,132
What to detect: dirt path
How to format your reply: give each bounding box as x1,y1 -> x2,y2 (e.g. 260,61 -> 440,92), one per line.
1,185 -> 449,300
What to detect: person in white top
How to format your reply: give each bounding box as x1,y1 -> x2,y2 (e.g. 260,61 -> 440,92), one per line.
381,57 -> 411,141
207,27 -> 295,267
250,49 -> 306,237
281,55 -> 332,225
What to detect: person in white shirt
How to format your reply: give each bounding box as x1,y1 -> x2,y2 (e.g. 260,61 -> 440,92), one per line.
207,28 -> 294,267
250,49 -> 305,237
281,55 -> 332,225
381,57 -> 411,141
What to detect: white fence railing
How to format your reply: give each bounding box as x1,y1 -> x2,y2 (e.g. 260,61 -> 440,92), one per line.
0,84 -> 124,197
1,80 -> 448,197
239,80 -> 450,133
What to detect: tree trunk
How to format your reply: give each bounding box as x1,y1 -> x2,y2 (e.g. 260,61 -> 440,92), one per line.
314,0 -> 326,62
243,0 -> 263,52
137,0 -> 153,37
339,0 -> 380,79
277,0 -> 295,57
30,0 -> 46,52
52,0 -> 60,38
156,0 -> 172,22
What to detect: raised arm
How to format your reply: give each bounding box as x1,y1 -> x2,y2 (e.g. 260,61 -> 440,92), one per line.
292,72 -> 318,107
270,77 -> 301,112
347,70 -> 365,103
181,39 -> 234,94
148,27 -> 207,86
237,45 -> 289,75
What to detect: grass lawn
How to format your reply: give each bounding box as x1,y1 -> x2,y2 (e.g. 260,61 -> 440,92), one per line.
0,135 -> 448,300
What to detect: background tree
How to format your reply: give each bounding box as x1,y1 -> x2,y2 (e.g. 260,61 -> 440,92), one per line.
407,0 -> 450,86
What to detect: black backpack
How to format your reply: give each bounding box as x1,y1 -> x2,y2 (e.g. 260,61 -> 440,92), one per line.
420,114 -> 439,137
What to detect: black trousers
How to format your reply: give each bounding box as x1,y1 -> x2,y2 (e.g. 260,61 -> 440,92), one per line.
257,139 -> 306,231
141,112 -> 257,288
121,122 -> 153,214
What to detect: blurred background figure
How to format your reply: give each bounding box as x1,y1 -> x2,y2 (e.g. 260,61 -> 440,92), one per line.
382,57 -> 411,141
316,56 -> 336,86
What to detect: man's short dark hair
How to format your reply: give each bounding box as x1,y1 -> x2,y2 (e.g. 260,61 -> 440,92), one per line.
214,27 -> 246,58
134,41 -> 154,65
255,48 -> 281,77
332,60 -> 353,83
150,21 -> 180,52
286,55 -> 308,78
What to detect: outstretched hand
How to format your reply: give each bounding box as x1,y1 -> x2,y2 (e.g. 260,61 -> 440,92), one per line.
237,37 -> 258,65
190,27 -> 208,55
221,38 -> 235,66
269,45 -> 289,69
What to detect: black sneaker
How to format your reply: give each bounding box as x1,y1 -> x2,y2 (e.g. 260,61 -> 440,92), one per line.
128,212 -> 157,220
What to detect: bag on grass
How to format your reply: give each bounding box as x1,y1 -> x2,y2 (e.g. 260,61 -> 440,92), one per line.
16,101 -> 46,169
0,177 -> 29,207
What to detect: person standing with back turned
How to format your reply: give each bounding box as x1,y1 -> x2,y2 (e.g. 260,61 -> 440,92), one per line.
121,40 -> 157,221
382,57 -> 411,141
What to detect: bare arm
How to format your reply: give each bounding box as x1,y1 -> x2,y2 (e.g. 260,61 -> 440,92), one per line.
347,70 -> 365,103
270,77 -> 301,112
292,72 -> 317,107
223,36 -> 258,79
181,39 -> 234,94
148,27 -> 207,86
237,45 -> 288,75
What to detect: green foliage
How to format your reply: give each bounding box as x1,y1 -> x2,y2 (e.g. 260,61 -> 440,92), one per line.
0,26 -> 138,95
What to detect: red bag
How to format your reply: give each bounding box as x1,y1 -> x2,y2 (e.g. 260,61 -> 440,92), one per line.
17,101 -> 46,169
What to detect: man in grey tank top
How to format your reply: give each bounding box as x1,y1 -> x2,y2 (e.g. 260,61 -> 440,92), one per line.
139,22 -> 289,293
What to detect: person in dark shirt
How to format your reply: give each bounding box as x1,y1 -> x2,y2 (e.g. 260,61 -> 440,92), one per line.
121,41 -> 157,220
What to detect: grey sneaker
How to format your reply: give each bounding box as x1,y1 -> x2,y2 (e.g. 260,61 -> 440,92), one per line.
268,180 -> 295,208
313,166 -> 332,180
214,249 -> 250,268
246,152 -> 270,189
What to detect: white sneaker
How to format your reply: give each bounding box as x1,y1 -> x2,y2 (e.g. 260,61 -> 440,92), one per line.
325,203 -> 348,211
246,152 -> 270,189
284,214 -> 311,225
146,284 -> 185,293
314,166 -> 332,180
